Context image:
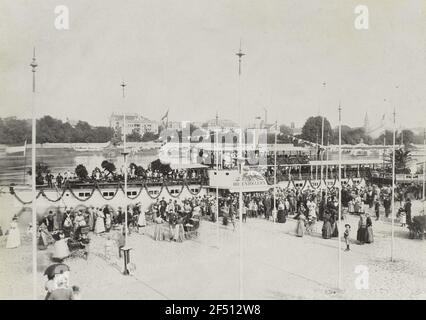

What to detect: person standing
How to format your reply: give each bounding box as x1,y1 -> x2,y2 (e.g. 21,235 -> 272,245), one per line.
344,224 -> 351,251
365,213 -> 374,243
321,212 -> 332,239
357,212 -> 367,245
6,216 -> 21,249
296,214 -> 306,237
94,209 -> 105,235
374,199 -> 380,221
404,198 -> 412,226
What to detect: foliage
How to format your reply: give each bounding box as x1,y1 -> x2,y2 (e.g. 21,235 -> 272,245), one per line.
75,164 -> 89,180
27,162 -> 50,176
141,132 -> 159,142
0,117 -> 31,145
0,116 -> 114,145
336,126 -> 373,145
130,163 -> 146,177
300,116 -> 333,144
126,130 -> 143,142
101,160 -> 116,176
388,148 -> 412,174
150,159 -> 172,175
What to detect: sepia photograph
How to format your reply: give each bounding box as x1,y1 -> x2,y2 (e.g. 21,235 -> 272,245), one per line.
0,0 -> 425,303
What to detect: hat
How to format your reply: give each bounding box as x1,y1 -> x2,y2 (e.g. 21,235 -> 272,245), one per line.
345,224 -> 351,228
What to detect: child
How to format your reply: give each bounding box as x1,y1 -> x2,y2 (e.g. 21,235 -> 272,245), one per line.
71,285 -> 82,300
399,209 -> 406,227
344,224 -> 351,251
105,236 -> 113,260
374,200 -> 380,221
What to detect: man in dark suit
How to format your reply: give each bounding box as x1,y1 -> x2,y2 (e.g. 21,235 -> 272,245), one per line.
404,198 -> 412,225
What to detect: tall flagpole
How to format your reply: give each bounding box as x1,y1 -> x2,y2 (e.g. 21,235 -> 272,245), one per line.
273,120 -> 277,223
391,108 -> 396,262
236,40 -> 245,300
121,81 -> 129,250
215,129 -> 220,248
423,128 -> 425,214
338,103 -> 342,290
30,47 -> 38,300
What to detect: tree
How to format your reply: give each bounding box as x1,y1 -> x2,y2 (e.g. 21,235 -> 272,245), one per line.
388,148 -> 412,174
150,159 -> 171,176
126,130 -> 143,142
75,164 -> 89,181
141,132 -> 159,142
337,127 -> 372,145
27,162 -> 50,176
300,116 -> 333,144
0,117 -> 31,145
101,160 -> 116,176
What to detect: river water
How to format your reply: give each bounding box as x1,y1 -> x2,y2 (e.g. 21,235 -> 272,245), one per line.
0,147 -> 159,186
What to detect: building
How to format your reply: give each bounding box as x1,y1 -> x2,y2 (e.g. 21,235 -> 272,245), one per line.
203,112 -> 239,131
109,113 -> 159,138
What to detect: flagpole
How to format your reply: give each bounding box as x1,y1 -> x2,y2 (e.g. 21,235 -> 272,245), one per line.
30,48 -> 38,300
215,129 -> 219,248
423,128 -> 425,214
121,81 -> 129,252
338,103 -> 342,290
23,140 -> 27,185
236,40 -> 245,300
273,121 -> 277,223
391,108 -> 396,262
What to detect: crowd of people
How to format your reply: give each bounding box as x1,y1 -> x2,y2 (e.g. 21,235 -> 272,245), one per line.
37,166 -> 208,188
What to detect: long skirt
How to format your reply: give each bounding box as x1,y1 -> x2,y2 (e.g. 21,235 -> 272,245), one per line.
154,224 -> 162,240
94,218 -> 105,234
322,222 -> 332,239
52,239 -> 70,260
357,227 -> 367,243
365,226 -> 374,243
331,222 -> 339,237
296,220 -> 305,237
176,224 -> 185,242
6,229 -> 21,249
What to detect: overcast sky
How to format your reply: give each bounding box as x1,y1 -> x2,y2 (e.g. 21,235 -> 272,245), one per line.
0,0 -> 425,131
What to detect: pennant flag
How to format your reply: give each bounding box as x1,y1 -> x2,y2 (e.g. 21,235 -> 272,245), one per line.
161,109 -> 169,121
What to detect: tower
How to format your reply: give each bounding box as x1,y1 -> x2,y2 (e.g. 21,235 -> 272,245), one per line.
363,112 -> 370,133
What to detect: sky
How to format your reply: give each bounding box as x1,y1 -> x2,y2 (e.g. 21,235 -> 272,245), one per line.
0,0 -> 425,132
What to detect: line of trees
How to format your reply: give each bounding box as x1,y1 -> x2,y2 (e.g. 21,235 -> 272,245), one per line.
0,116 -> 114,145
299,116 -> 424,145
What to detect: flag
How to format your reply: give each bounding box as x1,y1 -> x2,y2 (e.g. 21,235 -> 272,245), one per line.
5,140 -> 26,155
161,109 -> 169,121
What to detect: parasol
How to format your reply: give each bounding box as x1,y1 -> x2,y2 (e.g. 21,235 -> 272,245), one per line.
44,263 -> 70,278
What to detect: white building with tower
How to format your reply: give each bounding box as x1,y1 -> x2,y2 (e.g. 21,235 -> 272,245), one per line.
110,113 -> 159,138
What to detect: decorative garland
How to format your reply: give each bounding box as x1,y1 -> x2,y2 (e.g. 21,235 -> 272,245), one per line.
67,185 -> 96,202
96,183 -> 121,200
144,182 -> 164,200
164,180 -> 185,198
40,188 -> 67,203
185,179 -> 204,196
9,176 -> 367,205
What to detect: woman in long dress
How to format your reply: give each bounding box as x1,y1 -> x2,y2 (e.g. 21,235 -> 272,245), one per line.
94,209 -> 106,234
365,214 -> 374,243
296,214 -> 306,237
357,212 -> 367,244
38,222 -> 54,250
6,218 -> 21,249
52,232 -> 70,261
322,212 -> 332,239
137,209 -> 146,234
153,215 -> 164,241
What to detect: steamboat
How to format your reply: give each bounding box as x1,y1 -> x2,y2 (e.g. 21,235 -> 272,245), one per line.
5,142 -> 389,218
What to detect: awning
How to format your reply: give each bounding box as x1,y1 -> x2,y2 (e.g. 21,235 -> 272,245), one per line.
170,163 -> 208,170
